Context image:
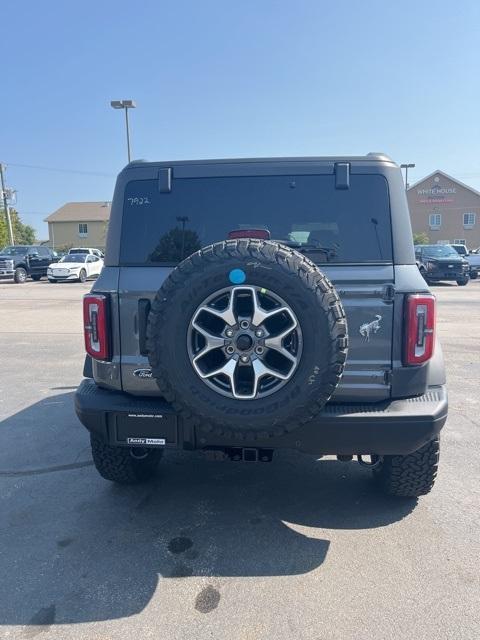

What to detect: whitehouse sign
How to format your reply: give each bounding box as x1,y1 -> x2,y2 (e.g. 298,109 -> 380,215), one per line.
417,179 -> 456,204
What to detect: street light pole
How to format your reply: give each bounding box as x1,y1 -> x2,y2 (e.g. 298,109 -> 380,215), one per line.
110,100 -> 137,163
0,163 -> 14,245
177,216 -> 189,260
400,163 -> 415,191
124,107 -> 131,163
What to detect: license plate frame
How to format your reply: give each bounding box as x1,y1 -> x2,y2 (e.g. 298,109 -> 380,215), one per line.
115,412 -> 178,446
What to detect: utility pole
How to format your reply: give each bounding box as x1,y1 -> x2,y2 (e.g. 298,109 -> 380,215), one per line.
0,163 -> 14,245
400,163 -> 415,191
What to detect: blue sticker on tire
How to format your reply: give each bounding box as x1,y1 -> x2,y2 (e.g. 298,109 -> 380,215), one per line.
229,268 -> 246,284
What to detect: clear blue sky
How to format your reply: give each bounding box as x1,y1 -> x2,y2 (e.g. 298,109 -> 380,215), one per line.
2,0 -> 479,238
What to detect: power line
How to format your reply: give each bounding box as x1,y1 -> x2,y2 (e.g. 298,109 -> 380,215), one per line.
4,162 -> 115,178
13,211 -> 51,216
5,160 -> 480,181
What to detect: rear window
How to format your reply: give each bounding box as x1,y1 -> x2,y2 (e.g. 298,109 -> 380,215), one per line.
61,254 -> 87,263
120,174 -> 392,265
421,245 -> 459,258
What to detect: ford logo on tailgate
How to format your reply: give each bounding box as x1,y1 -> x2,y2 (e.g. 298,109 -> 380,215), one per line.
133,368 -> 153,378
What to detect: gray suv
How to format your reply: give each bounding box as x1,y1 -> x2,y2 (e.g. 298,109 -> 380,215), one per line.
75,154 -> 447,497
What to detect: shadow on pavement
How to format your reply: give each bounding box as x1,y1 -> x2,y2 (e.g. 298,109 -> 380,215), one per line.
428,282 -> 457,287
0,392 -> 416,627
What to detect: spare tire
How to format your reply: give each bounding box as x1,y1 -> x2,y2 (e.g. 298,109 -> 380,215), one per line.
147,239 -> 348,439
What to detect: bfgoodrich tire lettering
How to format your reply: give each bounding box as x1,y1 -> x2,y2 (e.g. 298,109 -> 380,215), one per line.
147,239 -> 348,439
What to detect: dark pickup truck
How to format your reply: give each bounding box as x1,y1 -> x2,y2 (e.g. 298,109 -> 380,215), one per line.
415,244 -> 470,286
0,245 -> 57,283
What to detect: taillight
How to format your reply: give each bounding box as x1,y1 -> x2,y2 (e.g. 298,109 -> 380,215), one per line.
227,229 -> 271,240
404,294 -> 436,365
83,294 -> 110,361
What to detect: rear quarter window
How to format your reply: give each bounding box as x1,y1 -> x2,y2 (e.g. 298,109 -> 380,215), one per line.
119,174 -> 392,265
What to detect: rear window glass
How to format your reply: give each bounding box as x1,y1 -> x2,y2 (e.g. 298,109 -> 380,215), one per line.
421,245 -> 459,258
120,174 -> 392,265
61,254 -> 87,263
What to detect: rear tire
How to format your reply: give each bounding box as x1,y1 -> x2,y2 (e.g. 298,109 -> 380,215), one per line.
14,267 -> 27,283
456,277 -> 469,286
374,438 -> 440,497
90,434 -> 163,484
31,274 -> 42,281
470,271 -> 478,280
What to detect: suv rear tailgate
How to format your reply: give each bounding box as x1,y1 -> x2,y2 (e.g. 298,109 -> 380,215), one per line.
118,264 -> 394,402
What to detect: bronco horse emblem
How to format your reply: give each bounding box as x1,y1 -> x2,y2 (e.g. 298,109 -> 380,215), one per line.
359,315 -> 382,342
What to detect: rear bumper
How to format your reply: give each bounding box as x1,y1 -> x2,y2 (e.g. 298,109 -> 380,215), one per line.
75,379 -> 448,455
428,271 -> 467,281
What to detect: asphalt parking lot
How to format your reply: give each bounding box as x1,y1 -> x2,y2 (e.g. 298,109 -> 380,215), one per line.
1,278 -> 479,640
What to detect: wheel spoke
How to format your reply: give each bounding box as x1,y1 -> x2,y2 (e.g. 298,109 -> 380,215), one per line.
199,288 -> 236,326
196,358 -> 242,397
265,343 -> 297,364
191,320 -> 225,362
251,358 -> 290,395
251,289 -> 291,326
264,320 -> 298,364
198,357 -> 237,380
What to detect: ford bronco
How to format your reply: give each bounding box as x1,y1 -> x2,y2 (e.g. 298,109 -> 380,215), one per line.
75,154 -> 447,497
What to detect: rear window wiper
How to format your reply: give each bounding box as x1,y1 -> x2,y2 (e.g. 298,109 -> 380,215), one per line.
272,239 -> 338,259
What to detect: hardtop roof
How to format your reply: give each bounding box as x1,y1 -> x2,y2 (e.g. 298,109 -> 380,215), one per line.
122,153 -> 396,171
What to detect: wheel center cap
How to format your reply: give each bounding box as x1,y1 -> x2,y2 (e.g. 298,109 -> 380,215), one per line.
236,334 -> 253,351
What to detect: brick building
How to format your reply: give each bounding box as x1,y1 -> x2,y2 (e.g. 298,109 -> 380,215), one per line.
407,171 -> 480,249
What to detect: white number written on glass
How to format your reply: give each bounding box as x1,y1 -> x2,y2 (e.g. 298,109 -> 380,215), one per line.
128,197 -> 151,206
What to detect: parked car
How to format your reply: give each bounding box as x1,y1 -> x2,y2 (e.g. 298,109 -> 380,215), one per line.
75,154 -> 447,498
415,244 -> 470,286
47,253 -> 103,283
68,247 -> 104,258
0,245 -> 57,283
450,244 -> 480,279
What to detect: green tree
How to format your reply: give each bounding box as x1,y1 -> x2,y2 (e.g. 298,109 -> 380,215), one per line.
149,227 -> 201,262
0,213 -> 7,248
0,208 -> 36,246
413,232 -> 429,245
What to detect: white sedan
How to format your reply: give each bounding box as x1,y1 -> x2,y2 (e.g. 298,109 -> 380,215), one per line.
47,253 -> 103,283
